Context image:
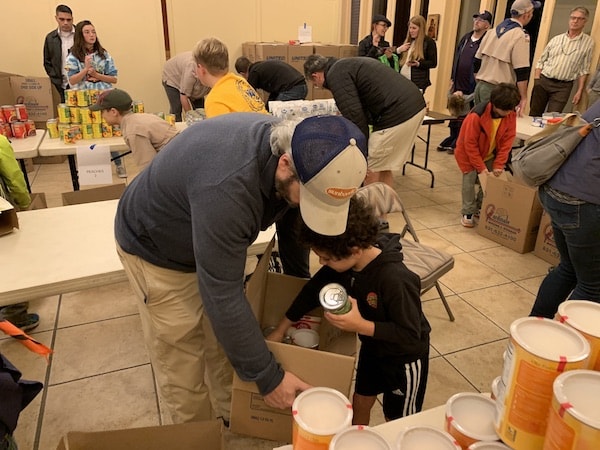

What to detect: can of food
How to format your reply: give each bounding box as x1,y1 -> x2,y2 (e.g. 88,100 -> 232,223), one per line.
76,89 -> 89,106
79,106 -> 92,124
101,122 -> 112,138
46,119 -> 59,138
0,123 -> 12,138
91,122 -> 102,139
166,113 -> 176,125
91,109 -> 102,123
81,123 -> 93,140
69,106 -> 81,123
2,105 -> 17,123
11,121 -> 26,139
15,104 -> 28,121
24,120 -> 36,137
71,124 -> 82,140
57,103 -> 70,123
112,124 -> 122,137
63,126 -> 78,144
58,123 -> 71,140
65,89 -> 78,106
133,100 -> 144,113
88,89 -> 100,105
319,283 -> 351,315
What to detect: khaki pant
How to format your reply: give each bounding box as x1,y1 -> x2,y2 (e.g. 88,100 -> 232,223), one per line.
368,108 -> 426,172
116,244 -> 233,423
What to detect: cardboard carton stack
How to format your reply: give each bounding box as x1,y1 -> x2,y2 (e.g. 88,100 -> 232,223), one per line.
242,42 -> 358,100
0,72 -> 59,127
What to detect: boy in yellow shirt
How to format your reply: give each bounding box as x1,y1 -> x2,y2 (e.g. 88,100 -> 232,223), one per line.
193,38 -> 267,118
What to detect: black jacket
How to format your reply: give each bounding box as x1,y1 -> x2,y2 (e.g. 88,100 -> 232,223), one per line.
247,60 -> 305,102
358,34 -> 391,59
451,31 -> 487,94
323,57 -> 426,140
403,36 -> 438,90
43,29 -> 63,87
286,234 -> 430,360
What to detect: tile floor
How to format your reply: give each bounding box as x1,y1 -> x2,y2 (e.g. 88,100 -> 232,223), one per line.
2,122 -> 551,449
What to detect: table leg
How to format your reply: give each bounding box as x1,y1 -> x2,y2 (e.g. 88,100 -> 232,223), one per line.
402,123 -> 435,188
18,159 -> 32,193
68,155 -> 80,191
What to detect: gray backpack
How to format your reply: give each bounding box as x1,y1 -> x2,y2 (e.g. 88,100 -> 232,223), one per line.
511,113 -> 599,187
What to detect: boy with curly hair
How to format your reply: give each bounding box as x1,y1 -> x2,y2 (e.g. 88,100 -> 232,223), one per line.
267,196 -> 430,425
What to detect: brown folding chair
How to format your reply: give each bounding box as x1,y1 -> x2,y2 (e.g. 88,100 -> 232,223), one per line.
355,182 -> 455,321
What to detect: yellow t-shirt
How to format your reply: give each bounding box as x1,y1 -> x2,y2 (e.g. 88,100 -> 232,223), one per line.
205,72 -> 268,118
485,117 -> 502,161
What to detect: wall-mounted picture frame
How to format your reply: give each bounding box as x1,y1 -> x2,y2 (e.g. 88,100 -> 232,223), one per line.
427,14 -> 440,40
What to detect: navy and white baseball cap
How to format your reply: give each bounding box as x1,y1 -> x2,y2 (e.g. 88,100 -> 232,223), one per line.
291,115 -> 367,236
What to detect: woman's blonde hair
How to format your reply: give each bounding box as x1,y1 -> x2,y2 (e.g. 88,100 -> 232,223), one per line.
402,15 -> 426,63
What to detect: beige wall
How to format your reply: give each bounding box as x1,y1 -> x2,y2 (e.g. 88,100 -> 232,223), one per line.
1,0 -> 345,115
2,1 -> 599,116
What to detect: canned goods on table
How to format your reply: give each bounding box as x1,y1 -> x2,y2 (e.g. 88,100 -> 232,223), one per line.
101,122 -> 112,138
319,283 -> 351,314
24,120 -> 36,136
1,105 -> 17,123
65,89 -> 78,107
69,106 -> 81,123
81,123 -> 93,140
15,104 -> 28,121
79,107 -> 92,124
76,89 -> 89,106
46,119 -> 59,138
57,103 -> 70,123
166,113 -> 176,125
11,121 -> 26,139
1,122 -> 13,138
112,124 -> 122,137
88,89 -> 100,105
133,100 -> 144,113
91,109 -> 102,123
91,123 -> 102,139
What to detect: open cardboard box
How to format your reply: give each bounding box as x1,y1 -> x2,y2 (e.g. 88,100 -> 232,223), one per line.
61,184 -> 126,205
0,71 -> 60,124
56,420 -> 224,450
0,197 -> 19,236
477,172 -> 543,253
230,238 -> 357,442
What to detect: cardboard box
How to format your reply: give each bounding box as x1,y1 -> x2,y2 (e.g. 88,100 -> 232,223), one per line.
61,184 -> 126,206
313,44 -> 339,59
311,85 -> 333,100
477,174 -> 543,253
338,44 -> 358,58
56,420 -> 224,450
534,210 -> 560,265
287,44 -> 314,76
32,155 -> 68,164
0,197 -> 18,236
242,42 -> 257,63
255,42 -> 288,63
0,71 -> 59,122
230,239 -> 357,442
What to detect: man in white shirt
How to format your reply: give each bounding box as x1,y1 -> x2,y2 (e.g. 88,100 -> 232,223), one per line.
43,4 -> 75,102
529,6 -> 594,116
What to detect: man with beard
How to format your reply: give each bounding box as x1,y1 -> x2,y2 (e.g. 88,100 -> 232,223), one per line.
114,113 -> 368,425
453,83 -> 520,228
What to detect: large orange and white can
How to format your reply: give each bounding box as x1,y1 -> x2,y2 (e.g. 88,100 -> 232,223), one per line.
15,104 -> 28,121
11,121 -> 26,139
542,369 -> 600,449
292,387 -> 352,449
329,425 -> 391,450
558,300 -> 600,371
1,105 -> 17,123
497,317 -> 590,449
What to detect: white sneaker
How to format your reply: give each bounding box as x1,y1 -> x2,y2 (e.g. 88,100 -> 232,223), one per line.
116,165 -> 127,178
461,214 -> 474,228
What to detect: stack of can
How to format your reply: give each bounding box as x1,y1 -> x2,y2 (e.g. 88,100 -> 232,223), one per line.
52,88 -> 107,143
0,104 -> 36,139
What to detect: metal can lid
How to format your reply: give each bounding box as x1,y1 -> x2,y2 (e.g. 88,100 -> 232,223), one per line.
319,283 -> 347,311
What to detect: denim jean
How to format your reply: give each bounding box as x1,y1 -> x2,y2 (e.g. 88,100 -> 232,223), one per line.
530,187 -> 600,318
273,83 -> 308,102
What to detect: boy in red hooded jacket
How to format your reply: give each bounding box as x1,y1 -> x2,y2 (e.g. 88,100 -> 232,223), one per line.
454,83 -> 520,227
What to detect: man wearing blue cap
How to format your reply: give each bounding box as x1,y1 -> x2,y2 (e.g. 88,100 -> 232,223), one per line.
438,10 -> 492,153
115,113 -> 368,425
474,0 -> 541,115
